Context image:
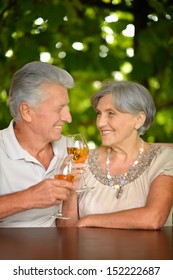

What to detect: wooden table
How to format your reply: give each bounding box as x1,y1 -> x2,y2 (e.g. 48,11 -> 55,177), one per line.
0,227 -> 172,260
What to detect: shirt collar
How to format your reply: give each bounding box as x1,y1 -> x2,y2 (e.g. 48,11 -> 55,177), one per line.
2,120 -> 67,163
2,120 -> 26,160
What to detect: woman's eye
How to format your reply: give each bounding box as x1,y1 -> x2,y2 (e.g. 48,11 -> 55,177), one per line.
108,111 -> 115,116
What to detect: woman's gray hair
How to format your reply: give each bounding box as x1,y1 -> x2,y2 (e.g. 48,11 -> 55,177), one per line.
91,80 -> 156,135
9,61 -> 74,120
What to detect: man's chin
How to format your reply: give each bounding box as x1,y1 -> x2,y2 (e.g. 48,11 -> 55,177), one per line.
52,134 -> 62,142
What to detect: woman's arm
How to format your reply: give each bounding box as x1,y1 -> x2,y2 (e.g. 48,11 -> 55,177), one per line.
76,175 -> 173,230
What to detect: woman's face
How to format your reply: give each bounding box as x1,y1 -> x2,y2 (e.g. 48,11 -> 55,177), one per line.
95,94 -> 140,147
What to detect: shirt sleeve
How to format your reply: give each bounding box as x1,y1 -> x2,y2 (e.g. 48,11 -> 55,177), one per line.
148,146 -> 173,181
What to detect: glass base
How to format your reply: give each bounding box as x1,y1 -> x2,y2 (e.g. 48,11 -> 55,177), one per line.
51,214 -> 70,220
75,186 -> 95,193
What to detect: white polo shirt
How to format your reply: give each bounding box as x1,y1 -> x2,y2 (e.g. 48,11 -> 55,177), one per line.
0,120 -> 67,227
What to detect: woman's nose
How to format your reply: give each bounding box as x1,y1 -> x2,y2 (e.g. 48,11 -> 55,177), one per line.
97,115 -> 107,127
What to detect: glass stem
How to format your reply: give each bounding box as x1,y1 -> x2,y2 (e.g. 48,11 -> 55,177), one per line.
58,201 -> 63,216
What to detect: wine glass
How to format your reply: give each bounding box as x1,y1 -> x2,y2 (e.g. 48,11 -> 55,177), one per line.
66,133 -> 90,192
53,160 -> 74,219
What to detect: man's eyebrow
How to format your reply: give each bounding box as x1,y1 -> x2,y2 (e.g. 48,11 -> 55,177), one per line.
55,103 -> 69,108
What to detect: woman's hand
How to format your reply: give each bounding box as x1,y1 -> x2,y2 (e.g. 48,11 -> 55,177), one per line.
60,155 -> 86,181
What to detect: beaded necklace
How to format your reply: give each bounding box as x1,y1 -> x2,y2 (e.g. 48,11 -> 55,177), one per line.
106,139 -> 144,199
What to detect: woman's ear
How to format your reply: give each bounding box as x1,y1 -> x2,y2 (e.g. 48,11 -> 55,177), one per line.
135,111 -> 146,130
19,103 -> 33,122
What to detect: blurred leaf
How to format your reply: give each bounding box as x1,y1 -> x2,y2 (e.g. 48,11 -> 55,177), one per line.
0,0 -> 173,145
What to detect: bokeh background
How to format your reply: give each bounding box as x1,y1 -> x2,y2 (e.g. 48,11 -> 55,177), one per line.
0,0 -> 173,146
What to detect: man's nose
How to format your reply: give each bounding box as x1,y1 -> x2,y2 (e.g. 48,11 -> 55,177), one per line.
61,107 -> 72,123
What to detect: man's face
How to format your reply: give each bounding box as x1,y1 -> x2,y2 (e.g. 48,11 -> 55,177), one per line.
29,83 -> 72,143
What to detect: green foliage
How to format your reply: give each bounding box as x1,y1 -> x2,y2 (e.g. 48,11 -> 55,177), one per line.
0,0 -> 173,145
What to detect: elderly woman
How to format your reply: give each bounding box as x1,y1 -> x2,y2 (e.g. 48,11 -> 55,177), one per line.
60,81 -> 173,230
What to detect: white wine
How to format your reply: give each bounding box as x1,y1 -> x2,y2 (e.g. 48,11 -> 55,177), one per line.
67,147 -> 89,163
54,174 -> 74,182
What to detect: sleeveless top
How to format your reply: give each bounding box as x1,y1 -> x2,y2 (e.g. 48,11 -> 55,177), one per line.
79,145 -> 173,226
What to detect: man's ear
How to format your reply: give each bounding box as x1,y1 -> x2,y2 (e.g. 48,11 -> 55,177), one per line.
135,111 -> 146,130
19,103 -> 33,122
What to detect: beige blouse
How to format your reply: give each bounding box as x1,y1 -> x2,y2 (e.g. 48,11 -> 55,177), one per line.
79,145 -> 173,226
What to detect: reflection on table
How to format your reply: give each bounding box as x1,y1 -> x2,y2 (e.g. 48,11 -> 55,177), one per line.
0,226 -> 172,260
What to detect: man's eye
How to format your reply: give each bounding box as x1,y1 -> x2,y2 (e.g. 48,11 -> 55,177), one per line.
55,109 -> 61,113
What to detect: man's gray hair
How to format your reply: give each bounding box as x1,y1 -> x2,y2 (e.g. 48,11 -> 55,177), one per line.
9,61 -> 74,120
